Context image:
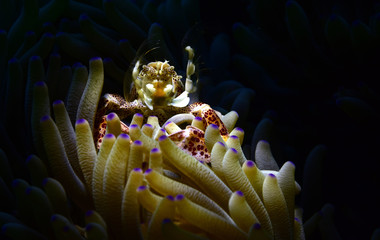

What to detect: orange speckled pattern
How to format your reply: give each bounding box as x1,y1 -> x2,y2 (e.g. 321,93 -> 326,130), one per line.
95,116 -> 107,149
190,103 -> 229,141
96,115 -> 129,149
94,95 -> 231,153
168,126 -> 210,163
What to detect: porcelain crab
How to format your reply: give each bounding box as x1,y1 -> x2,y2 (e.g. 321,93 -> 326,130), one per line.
94,46 -> 230,162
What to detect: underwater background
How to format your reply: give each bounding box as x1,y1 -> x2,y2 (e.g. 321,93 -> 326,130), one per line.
1,0 -> 380,239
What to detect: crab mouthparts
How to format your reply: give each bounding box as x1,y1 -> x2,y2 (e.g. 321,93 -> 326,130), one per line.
146,82 -> 174,97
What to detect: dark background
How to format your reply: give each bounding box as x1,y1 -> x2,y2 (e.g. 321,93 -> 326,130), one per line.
199,0 -> 380,239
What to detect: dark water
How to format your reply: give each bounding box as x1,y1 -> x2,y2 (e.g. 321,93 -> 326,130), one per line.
1,0 -> 379,239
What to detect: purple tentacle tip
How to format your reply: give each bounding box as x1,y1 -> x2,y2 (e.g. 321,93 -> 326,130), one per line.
253,223 -> 261,230
72,62 -> 82,68
35,81 -> 45,87
8,58 -> 18,64
79,13 -> 89,20
236,191 -> 244,197
194,116 -> 202,121
130,124 -> 138,128
42,178 -> 49,186
137,185 -> 147,191
230,148 -> 238,154
105,133 -> 114,139
40,115 -> 50,122
151,148 -> 159,153
154,22 -> 163,28
232,22 -> 241,31
53,100 -> 63,106
164,121 -> 172,126
135,113 -> 143,117
166,195 -> 174,201
158,135 -> 167,141
217,141 -> 225,147
285,0 -> 294,7
120,133 -> 129,139
133,168 -> 142,172
30,55 -> 41,61
85,210 -> 94,217
145,168 -> 152,174
230,135 -> 239,139
90,56 -> 102,61
50,215 -> 58,222
25,155 -> 34,163
144,123 -> 152,128
210,124 -> 219,129
76,119 -> 86,125
107,112 -> 116,120
330,14 -> 337,21
134,140 -> 142,145
43,32 -> 53,38
162,218 -> 171,224
235,127 -> 243,132
11,179 -> 21,187
246,160 -> 254,168
175,194 -> 184,201
55,31 -> 64,37
268,173 -> 276,178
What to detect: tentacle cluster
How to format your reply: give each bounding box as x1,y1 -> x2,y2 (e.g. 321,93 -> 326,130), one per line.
2,0 -> 373,239
0,54 -> 344,240
41,106 -> 307,239
32,58 -> 304,239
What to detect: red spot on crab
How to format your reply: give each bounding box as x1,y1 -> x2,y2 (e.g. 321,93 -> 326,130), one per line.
95,115 -> 129,149
168,126 -> 211,163
93,91 -> 231,162
189,103 -> 229,141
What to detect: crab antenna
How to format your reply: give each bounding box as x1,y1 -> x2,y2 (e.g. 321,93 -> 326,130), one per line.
185,46 -> 197,93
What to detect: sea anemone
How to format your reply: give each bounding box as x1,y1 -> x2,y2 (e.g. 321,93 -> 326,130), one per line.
2,0 -> 373,239
1,55 -> 343,239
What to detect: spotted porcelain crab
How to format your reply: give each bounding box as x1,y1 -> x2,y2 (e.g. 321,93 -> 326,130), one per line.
95,46 -> 230,163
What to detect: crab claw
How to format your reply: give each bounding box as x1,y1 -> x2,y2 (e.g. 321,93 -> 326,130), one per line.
169,91 -> 190,107
168,125 -> 210,163
143,94 -> 154,110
